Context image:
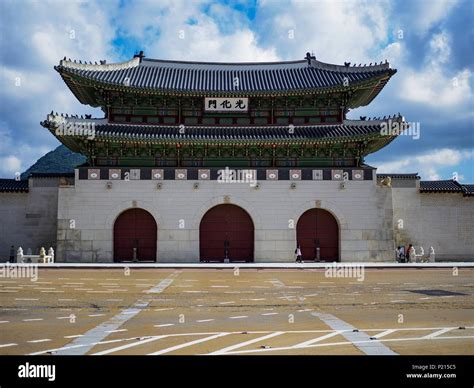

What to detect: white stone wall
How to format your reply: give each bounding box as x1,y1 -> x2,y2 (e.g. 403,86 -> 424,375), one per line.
0,180 -> 59,261
392,187 -> 474,260
2,173 -> 470,263
56,170 -> 395,262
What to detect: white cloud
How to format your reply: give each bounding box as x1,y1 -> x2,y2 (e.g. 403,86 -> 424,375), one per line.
376,148 -> 473,180
398,31 -> 472,110
0,0 -> 471,181
380,42 -> 404,66
0,125 -> 52,177
0,156 -> 22,177
255,0 -> 391,64
115,0 -> 279,62
410,0 -> 459,36
0,0 -> 119,177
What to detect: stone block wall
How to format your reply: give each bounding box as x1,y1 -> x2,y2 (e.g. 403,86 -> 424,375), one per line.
0,177 -> 60,261
392,187 -> 474,260
56,171 -> 395,262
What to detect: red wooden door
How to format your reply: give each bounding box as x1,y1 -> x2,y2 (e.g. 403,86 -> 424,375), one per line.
296,209 -> 339,261
114,209 -> 157,262
200,205 -> 254,262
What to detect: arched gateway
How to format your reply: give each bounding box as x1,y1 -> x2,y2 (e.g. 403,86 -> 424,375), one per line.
200,204 -> 254,262
296,208 -> 339,262
114,208 -> 157,262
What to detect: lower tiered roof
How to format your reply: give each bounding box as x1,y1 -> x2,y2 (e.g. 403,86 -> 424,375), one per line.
41,114 -> 404,155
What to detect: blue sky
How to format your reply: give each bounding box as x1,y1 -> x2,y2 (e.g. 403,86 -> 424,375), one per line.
0,0 -> 473,181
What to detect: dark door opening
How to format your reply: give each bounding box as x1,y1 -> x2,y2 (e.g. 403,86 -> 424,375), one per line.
114,208 -> 157,262
296,208 -> 339,262
200,204 -> 254,262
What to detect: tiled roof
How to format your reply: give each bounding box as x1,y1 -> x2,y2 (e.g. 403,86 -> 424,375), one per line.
420,180 -> 474,196
92,123 -> 385,142
42,115 -> 402,144
462,184 -> 474,196
55,55 -> 395,95
377,173 -> 420,180
0,179 -> 29,192
420,180 -> 462,192
29,172 -> 75,178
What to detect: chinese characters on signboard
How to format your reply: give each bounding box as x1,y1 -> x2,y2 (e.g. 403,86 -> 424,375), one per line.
204,97 -> 248,112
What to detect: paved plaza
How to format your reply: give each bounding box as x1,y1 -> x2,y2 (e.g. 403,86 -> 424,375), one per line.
0,267 -> 472,355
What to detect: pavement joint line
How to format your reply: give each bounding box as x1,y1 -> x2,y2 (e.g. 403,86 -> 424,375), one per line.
311,312 -> 398,355
92,335 -> 168,355
15,298 -> 39,301
221,335 -> 474,355
105,329 -> 128,333
29,332 -> 276,355
294,331 -> 342,348
54,271 -> 179,355
148,333 -> 230,355
208,332 -> 285,355
9,323 -> 474,355
0,343 -> 17,348
27,339 -> 51,343
422,327 -> 457,339
373,329 -> 397,339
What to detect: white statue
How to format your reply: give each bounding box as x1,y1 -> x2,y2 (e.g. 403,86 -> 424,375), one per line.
17,247 -> 24,262
429,246 -> 435,263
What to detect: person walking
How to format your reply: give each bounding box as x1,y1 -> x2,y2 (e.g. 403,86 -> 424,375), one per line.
396,246 -> 404,262
406,244 -> 414,263
9,245 -> 15,263
295,245 -> 303,263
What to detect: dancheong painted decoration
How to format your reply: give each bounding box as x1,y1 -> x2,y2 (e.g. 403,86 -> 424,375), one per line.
41,52 -> 402,170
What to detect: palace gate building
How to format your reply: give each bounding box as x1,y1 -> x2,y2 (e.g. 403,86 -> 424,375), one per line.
1,52 -> 473,262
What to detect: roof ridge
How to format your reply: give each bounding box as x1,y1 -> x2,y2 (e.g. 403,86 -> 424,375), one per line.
142,57 -> 307,66
57,54 -> 393,73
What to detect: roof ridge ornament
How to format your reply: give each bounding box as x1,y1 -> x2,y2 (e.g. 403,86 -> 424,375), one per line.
59,56 -> 140,72
305,52 -> 316,65
134,50 -> 145,63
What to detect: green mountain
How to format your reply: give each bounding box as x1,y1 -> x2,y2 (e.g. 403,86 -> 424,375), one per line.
21,145 -> 86,179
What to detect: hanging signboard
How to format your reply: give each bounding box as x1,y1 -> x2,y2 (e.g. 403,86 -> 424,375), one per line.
204,97 -> 248,112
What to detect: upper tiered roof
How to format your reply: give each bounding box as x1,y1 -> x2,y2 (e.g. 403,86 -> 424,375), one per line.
55,52 -> 396,108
